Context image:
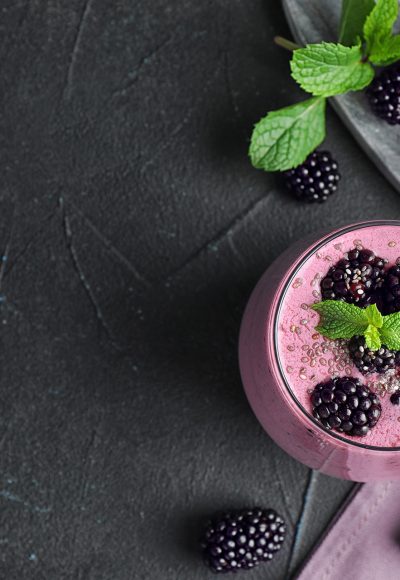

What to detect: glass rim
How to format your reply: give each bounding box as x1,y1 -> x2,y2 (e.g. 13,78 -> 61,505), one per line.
274,219 -> 400,452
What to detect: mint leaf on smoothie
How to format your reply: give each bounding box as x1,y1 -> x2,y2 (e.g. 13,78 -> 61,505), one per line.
290,42 -> 374,97
339,0 -> 375,45
380,311 -> 400,350
249,97 -> 326,171
364,323 -> 382,350
365,303 -> 383,328
313,299 -> 400,353
312,300 -> 369,339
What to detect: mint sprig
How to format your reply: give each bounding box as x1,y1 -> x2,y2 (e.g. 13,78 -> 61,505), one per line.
379,312 -> 400,350
365,302 -> 383,328
312,300 -> 400,351
312,301 -> 370,339
290,42 -> 374,97
364,324 -> 382,350
250,0 -> 400,173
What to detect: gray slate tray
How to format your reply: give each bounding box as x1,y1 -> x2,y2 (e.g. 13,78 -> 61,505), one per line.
282,0 -> 400,193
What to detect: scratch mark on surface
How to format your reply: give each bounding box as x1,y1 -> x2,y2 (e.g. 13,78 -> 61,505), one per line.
227,234 -> 245,266
221,3 -> 246,137
59,197 -> 122,351
63,0 -> 94,100
69,428 -> 99,570
139,53 -> 224,175
0,490 -> 50,513
4,210 -> 57,280
0,430 -> 8,452
68,201 -> 151,287
113,35 -> 173,98
223,50 -> 242,126
286,469 -> 318,576
165,192 -> 273,282
0,203 -> 16,293
271,453 -> 295,527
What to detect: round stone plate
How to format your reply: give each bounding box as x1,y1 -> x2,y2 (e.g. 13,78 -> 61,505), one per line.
282,0 -> 400,193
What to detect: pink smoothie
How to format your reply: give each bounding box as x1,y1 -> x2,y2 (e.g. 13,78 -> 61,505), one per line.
239,221 -> 400,481
278,223 -> 400,448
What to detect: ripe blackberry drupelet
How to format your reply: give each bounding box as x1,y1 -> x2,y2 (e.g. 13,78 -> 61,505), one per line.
283,150 -> 340,203
201,508 -> 286,574
390,392 -> 400,405
381,264 -> 400,314
320,248 -> 386,306
348,335 -> 400,374
311,376 -> 381,437
366,64 -> 400,125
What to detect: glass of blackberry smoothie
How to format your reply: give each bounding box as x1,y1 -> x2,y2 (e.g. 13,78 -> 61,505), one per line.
239,220 -> 400,481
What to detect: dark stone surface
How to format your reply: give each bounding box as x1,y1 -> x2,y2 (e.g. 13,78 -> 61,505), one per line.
0,1 -> 399,578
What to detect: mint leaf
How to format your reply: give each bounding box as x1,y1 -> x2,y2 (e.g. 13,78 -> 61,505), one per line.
369,34 -> 400,65
365,303 -> 383,328
313,300 -> 390,350
380,312 -> 400,350
312,300 -> 369,340
249,97 -> 326,172
365,324 -> 382,350
339,0 -> 375,46
290,42 -> 374,97
364,0 -> 399,55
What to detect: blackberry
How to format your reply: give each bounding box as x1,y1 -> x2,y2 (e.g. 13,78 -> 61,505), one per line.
201,508 -> 286,574
381,264 -> 400,314
366,64 -> 400,125
283,150 -> 340,203
320,247 -> 386,306
310,376 -> 381,437
348,335 -> 399,374
390,392 -> 400,405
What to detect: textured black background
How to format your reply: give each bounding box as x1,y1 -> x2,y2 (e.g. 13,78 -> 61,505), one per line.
1,1 -> 400,579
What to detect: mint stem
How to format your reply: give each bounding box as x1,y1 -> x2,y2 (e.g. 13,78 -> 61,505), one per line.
274,36 -> 300,51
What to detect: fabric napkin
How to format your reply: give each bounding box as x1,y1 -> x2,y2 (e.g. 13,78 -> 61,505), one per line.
295,481 -> 400,580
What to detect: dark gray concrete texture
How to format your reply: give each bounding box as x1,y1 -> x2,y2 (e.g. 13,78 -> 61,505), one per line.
0,1 -> 398,579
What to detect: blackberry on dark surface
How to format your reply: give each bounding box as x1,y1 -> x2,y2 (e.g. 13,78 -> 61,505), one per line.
283,150 -> 340,203
310,376 -> 382,437
366,64 -> 400,125
320,248 -> 386,306
381,264 -> 400,314
201,508 -> 286,574
390,392 -> 400,405
348,335 -> 399,374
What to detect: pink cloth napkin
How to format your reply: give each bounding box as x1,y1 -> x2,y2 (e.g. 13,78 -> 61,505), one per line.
295,482 -> 400,580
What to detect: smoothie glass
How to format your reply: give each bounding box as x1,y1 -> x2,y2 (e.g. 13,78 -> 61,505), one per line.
239,220 -> 400,482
